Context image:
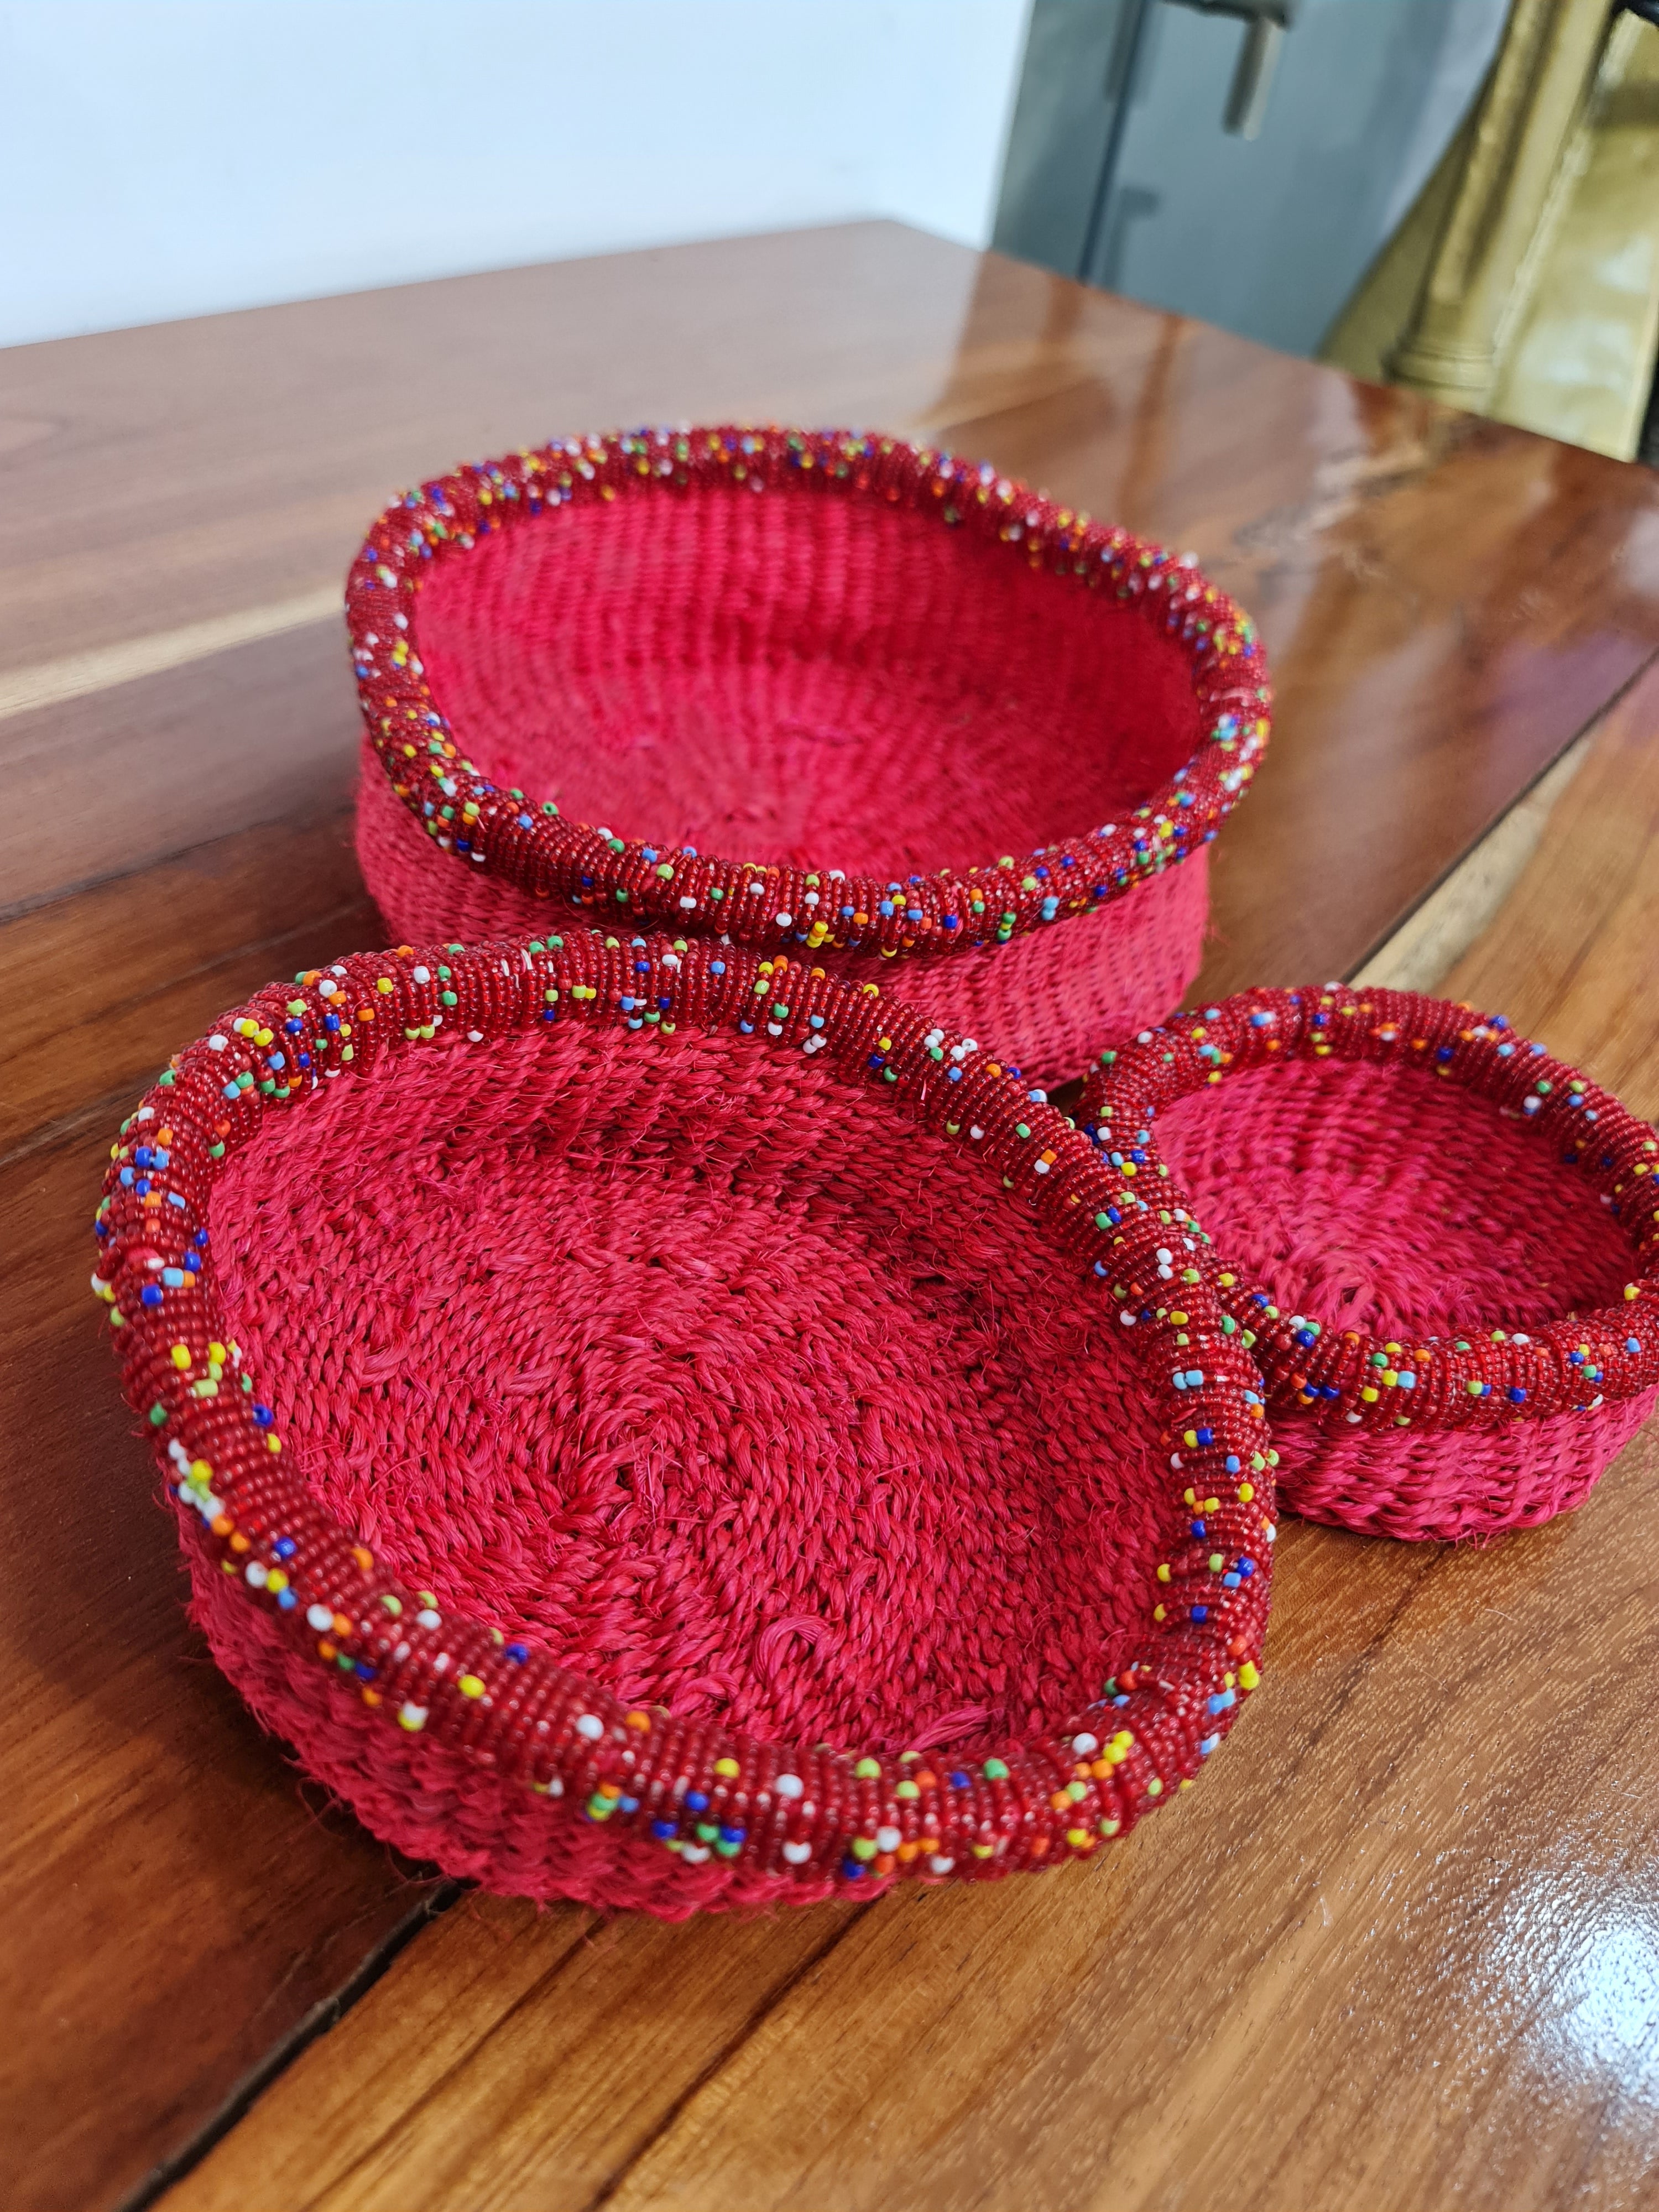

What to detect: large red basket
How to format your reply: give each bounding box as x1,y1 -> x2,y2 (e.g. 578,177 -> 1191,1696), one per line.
349,427 -> 1270,1088
1081,985 -> 1659,1542
92,934 -> 1274,1914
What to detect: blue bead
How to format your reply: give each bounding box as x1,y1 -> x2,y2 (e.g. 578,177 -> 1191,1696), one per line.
841,1860 -> 868,1880
252,1404 -> 274,1426
685,1790 -> 709,1813
949,1769 -> 972,1789
651,1819 -> 677,1840
505,1641 -> 529,1663
273,1536 -> 296,1558
1196,1426 -> 1214,1446
1191,1604 -> 1209,1623
140,1285 -> 163,1307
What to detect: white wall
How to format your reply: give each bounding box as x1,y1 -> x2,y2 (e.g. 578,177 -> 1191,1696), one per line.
0,0 -> 1031,348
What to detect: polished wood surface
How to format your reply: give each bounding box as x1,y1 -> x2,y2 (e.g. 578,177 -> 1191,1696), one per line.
2,222 -> 1657,2212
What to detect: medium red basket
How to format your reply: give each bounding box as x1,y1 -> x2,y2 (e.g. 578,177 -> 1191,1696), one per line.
349,426 -> 1271,1089
1081,984 -> 1659,1542
92,933 -> 1274,1914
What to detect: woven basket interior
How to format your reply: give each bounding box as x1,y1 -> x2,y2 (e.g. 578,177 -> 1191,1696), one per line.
209,1022 -> 1168,1756
1156,1057 -> 1634,1343
413,487 -> 1203,877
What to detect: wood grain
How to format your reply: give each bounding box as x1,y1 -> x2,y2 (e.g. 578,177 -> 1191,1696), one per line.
0,223 -> 1016,675
0,806 -> 401,2212
0,622 -> 360,919
5,222 -> 1658,2212
159,660 -> 1659,2212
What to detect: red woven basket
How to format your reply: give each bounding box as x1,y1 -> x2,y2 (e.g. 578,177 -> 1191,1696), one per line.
349,426 -> 1271,1089
92,933 -> 1274,1914
1081,984 -> 1659,1542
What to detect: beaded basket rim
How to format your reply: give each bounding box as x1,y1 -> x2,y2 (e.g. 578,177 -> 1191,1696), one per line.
94,931 -> 1274,1892
348,423 -> 1271,964
1081,982 -> 1659,1432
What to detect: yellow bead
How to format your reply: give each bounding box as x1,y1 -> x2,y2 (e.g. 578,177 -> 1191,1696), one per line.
1238,1661 -> 1261,1690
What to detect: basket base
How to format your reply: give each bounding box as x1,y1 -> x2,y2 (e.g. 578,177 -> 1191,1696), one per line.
1269,1387 -> 1656,1542
354,740 -> 1208,1088
183,1516 -> 832,1916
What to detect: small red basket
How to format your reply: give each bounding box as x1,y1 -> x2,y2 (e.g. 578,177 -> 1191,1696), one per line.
349,426 -> 1270,1088
92,934 -> 1274,1914
1081,985 -> 1659,1542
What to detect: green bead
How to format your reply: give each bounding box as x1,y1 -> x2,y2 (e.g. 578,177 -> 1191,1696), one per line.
854,1756 -> 881,1779
983,1757 -> 1010,1781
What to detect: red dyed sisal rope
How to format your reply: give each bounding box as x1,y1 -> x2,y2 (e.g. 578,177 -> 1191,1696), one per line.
93,933 -> 1274,1913
348,426 -> 1271,1086
1082,984 -> 1659,1541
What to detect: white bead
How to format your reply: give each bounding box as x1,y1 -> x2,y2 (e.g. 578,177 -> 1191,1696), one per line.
575,1713 -> 604,1740
305,1604 -> 332,1631
929,1854 -> 955,1875
782,1840 -> 812,1864
680,1844 -> 711,1864
207,1035 -> 227,1052
1071,1733 -> 1099,1756
774,1772 -> 805,1798
413,965 -> 430,984
875,1826 -> 901,1853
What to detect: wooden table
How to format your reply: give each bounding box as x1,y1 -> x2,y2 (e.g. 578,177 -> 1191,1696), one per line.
6,221 -> 1659,2212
